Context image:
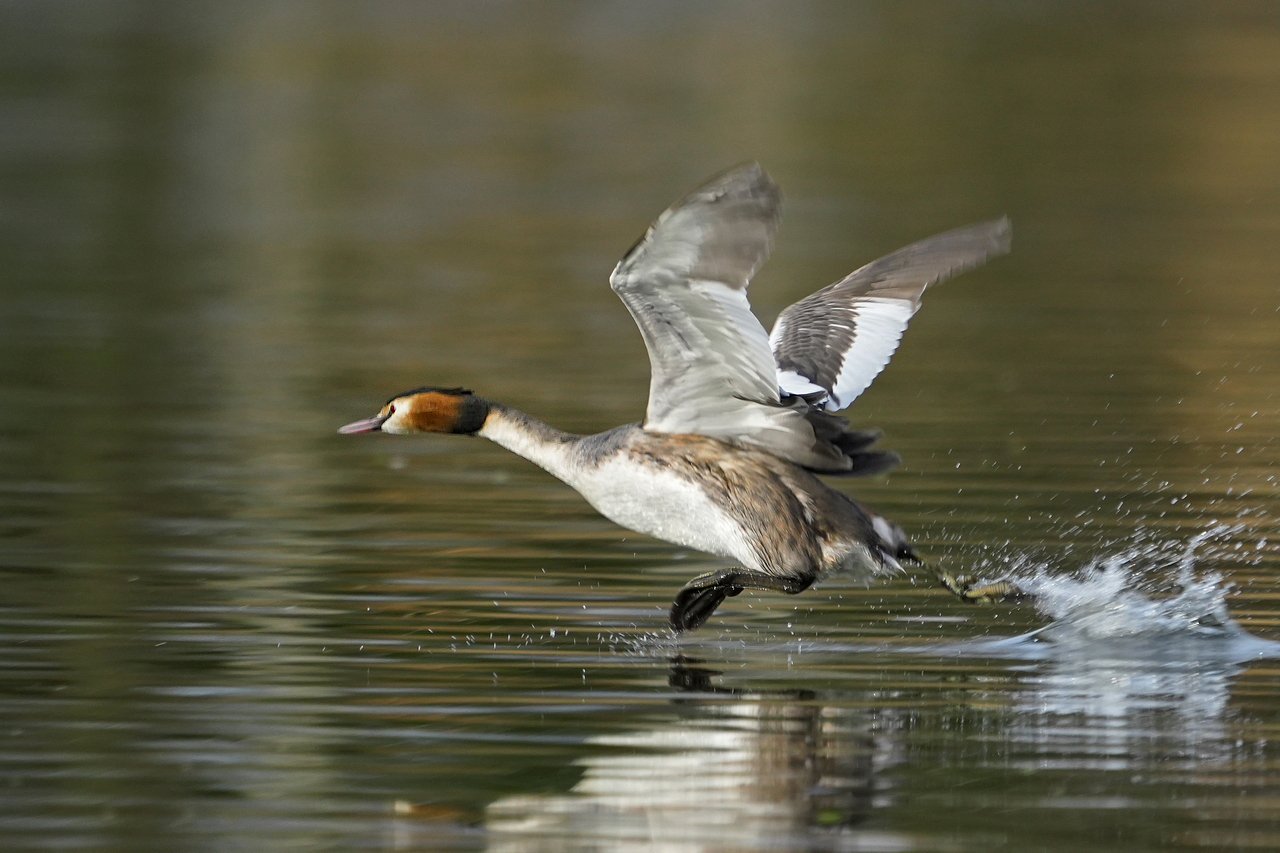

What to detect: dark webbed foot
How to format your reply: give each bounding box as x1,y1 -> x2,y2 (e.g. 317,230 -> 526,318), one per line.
670,578 -> 743,633
669,568 -> 814,633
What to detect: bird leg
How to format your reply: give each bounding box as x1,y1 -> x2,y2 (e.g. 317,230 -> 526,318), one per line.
670,568 -> 814,633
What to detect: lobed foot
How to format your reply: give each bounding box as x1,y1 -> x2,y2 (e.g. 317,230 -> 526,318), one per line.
669,567 -> 815,633
670,576 -> 743,633
934,567 -> 1021,603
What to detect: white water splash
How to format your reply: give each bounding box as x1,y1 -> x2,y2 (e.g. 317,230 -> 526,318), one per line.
1015,525 -> 1236,643
962,525 -> 1279,747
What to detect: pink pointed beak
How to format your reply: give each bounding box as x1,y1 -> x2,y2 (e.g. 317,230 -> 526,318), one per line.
337,414 -> 389,434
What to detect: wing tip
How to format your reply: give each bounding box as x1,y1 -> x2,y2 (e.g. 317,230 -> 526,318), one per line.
610,163 -> 783,292
687,161 -> 781,213
987,215 -> 1013,257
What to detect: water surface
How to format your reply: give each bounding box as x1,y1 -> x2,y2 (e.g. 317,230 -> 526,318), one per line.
2,3 -> 1279,851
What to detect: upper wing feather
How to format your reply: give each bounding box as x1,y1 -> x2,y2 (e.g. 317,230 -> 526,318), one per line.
770,218 -> 1011,411
609,163 -> 785,435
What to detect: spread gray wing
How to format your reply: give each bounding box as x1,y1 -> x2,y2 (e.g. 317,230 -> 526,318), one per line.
610,164 -> 1010,472
610,164 -> 848,468
607,166 -> 784,424
769,218 -> 1011,411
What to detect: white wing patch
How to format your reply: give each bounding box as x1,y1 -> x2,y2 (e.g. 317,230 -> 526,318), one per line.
776,369 -> 826,397
769,296 -> 918,412
823,297 -> 917,410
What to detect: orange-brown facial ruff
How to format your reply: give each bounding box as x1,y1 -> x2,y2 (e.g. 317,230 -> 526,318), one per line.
338,387 -> 490,435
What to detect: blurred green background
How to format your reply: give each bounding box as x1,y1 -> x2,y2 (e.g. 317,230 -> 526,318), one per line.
2,3 -> 1278,851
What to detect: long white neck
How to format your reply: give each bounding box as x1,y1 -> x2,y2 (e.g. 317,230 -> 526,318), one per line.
477,404 -> 584,485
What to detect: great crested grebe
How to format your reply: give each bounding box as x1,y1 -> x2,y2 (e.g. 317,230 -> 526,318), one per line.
340,164 -> 1010,632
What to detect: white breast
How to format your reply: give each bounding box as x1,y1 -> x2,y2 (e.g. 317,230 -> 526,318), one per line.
571,457 -> 759,570
478,413 -> 760,569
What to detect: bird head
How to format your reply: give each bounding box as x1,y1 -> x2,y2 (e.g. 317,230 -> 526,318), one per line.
338,387 -> 490,436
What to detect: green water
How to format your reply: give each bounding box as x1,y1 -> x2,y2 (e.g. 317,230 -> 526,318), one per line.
2,3 -> 1278,851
